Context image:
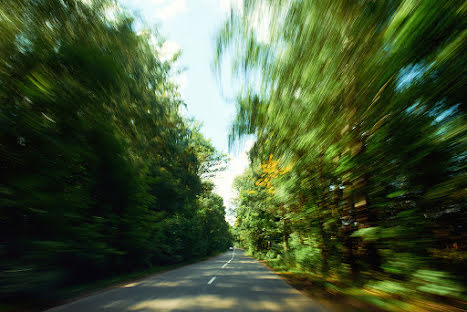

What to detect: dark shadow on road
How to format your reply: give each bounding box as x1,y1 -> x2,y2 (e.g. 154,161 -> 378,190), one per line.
46,251 -> 325,312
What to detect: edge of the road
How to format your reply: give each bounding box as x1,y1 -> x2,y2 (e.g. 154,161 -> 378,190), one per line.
240,251 -> 333,312
256,259 -> 382,312
42,250 -> 231,311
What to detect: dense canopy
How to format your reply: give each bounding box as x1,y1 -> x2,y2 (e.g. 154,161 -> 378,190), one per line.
218,0 -> 466,310
0,0 -> 232,302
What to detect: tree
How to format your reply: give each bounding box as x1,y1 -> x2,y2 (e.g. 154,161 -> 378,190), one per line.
0,0 -> 232,302
218,0 -> 466,304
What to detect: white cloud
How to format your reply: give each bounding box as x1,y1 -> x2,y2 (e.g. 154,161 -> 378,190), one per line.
149,0 -> 167,4
249,1 -> 272,43
173,71 -> 187,97
139,37 -> 186,97
218,0 -> 243,13
157,40 -> 187,96
104,2 -> 121,22
122,0 -> 187,20
204,0 -> 242,13
158,40 -> 181,62
212,0 -> 271,43
212,138 -> 255,225
155,0 -> 187,20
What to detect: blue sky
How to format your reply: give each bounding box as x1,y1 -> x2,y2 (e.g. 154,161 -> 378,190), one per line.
117,0 -> 251,222
118,0 -> 239,152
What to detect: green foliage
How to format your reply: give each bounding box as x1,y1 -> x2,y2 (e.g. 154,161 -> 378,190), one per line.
0,0 -> 231,301
219,0 -> 466,308
412,270 -> 464,299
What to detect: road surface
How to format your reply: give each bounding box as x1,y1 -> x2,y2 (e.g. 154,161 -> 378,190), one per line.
47,248 -> 326,312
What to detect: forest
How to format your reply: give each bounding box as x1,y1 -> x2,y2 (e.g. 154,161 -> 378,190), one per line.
1,0 -> 466,311
0,0 -> 232,304
217,0 -> 466,310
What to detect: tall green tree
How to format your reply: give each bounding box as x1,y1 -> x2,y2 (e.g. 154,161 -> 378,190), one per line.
0,0 -> 232,301
218,0 -> 466,307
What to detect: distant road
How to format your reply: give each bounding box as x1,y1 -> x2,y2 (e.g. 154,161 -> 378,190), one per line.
47,248 -> 326,312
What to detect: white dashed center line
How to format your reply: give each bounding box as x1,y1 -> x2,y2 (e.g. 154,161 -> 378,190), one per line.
222,249 -> 235,268
209,250 -> 235,285
208,276 -> 216,285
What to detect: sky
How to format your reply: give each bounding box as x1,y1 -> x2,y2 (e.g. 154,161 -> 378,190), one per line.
117,0 -> 251,224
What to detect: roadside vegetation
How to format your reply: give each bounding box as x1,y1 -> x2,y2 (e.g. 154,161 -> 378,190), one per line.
218,1 -> 466,311
0,0 -> 232,308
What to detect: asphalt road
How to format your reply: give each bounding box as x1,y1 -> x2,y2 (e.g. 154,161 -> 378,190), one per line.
47,249 -> 326,312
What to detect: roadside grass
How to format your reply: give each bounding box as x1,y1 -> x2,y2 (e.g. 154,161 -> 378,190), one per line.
256,257 -> 466,312
1,251 -> 225,312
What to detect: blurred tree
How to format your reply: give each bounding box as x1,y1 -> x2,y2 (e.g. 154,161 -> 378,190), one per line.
0,0 -> 232,301
217,0 -> 466,305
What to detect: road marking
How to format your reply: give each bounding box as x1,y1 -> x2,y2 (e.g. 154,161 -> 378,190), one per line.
208,276 -> 216,284
221,249 -> 235,269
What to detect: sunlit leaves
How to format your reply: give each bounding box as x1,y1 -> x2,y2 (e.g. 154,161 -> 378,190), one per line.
220,0 -> 466,306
